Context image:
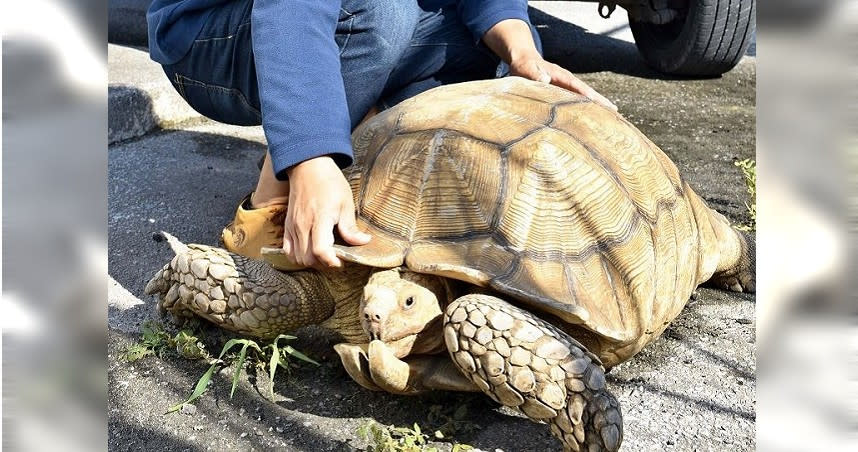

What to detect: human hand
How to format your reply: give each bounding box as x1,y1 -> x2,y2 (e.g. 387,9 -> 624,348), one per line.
283,156 -> 371,269
482,19 -> 617,111
509,53 -> 617,111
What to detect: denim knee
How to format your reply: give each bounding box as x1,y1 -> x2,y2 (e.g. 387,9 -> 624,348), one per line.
341,0 -> 420,70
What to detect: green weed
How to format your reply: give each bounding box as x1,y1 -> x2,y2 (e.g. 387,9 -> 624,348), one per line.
123,321 -> 173,361
357,419 -> 473,452
734,158 -> 756,231
123,321 -> 207,362
173,329 -> 208,360
167,334 -> 318,413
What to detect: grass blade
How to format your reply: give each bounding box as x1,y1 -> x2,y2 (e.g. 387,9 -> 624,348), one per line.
168,338 -> 245,412
230,342 -> 250,398
217,338 -> 243,359
268,342 -> 280,382
283,345 -> 319,366
167,361 -> 217,413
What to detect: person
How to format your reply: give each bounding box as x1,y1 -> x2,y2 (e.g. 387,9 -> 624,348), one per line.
147,0 -> 616,270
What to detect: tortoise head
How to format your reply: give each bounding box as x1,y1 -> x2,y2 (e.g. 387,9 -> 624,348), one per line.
360,268 -> 449,358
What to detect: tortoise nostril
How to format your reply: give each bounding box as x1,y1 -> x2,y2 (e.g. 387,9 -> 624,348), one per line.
373,313 -> 382,321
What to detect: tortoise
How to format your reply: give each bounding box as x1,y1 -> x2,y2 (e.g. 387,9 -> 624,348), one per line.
145,77 -> 755,452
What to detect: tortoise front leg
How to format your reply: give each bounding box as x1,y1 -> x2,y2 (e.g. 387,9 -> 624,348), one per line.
334,341 -> 478,395
444,294 -> 622,452
145,232 -> 335,338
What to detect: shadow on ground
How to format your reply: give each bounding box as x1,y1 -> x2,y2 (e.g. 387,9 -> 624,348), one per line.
529,6 -> 663,79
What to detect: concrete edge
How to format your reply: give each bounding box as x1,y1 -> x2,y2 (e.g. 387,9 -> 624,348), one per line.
108,43 -> 204,145
108,83 -> 205,144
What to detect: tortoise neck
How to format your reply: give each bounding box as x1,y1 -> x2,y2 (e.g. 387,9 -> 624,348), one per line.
236,257 -> 337,332
319,263 -> 375,343
284,270 -> 338,327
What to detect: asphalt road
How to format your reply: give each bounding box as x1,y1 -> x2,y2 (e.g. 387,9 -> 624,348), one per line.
109,3 -> 756,451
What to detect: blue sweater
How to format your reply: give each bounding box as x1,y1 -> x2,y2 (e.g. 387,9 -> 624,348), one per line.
148,0 -> 529,178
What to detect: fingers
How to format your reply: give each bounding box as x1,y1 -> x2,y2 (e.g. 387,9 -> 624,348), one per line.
510,58 -> 549,84
281,220 -> 293,255
287,210 -> 315,268
534,61 -> 552,84
285,203 -> 367,270
337,200 -> 372,246
545,63 -> 617,111
311,216 -> 342,269
512,56 -> 617,111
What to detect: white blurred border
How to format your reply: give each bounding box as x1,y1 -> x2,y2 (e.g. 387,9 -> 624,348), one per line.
756,0 -> 858,450
1,0 -> 857,450
3,0 -> 108,451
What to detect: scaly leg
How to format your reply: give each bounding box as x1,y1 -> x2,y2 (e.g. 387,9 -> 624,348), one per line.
443,294 -> 622,452
145,232 -> 335,338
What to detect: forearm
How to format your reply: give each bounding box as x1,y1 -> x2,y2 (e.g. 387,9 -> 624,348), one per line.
457,0 -> 530,44
482,18 -> 540,64
251,0 -> 353,179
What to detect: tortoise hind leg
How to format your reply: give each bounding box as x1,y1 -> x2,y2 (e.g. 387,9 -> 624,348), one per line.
702,205 -> 756,293
709,228 -> 755,293
686,190 -> 756,293
443,294 -> 622,452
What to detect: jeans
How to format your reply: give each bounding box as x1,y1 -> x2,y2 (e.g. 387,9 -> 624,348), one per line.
162,0 -> 542,128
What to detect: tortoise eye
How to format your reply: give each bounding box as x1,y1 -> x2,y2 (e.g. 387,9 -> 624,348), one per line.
404,296 -> 415,309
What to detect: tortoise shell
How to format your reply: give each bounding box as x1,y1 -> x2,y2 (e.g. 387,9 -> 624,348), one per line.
332,78 -> 718,364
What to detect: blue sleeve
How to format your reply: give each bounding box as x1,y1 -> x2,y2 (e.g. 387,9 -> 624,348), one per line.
251,0 -> 353,179
457,0 -> 531,43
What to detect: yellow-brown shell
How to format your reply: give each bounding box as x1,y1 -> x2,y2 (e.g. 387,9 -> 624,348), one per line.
337,77 -> 715,364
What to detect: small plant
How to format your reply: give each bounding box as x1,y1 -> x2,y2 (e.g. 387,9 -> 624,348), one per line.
167,334 -> 318,413
123,321 -> 207,362
173,329 -> 207,360
357,420 -> 473,452
358,421 -> 432,452
734,158 -> 756,231
451,444 -> 474,452
123,321 -> 172,361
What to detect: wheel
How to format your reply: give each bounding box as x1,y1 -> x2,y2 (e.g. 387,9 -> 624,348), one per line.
629,0 -> 756,76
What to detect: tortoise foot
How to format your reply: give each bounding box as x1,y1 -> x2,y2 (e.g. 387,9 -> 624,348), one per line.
443,294 -> 623,452
711,230 -> 756,294
334,341 -> 478,395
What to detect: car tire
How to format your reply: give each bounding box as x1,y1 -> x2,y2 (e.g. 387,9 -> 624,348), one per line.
629,0 -> 756,76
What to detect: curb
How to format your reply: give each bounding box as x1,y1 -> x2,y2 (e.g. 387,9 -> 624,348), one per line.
108,44 -> 202,144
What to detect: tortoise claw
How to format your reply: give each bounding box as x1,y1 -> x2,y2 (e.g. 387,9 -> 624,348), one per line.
335,341 -> 476,395
333,343 -> 381,392
367,340 -> 413,395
